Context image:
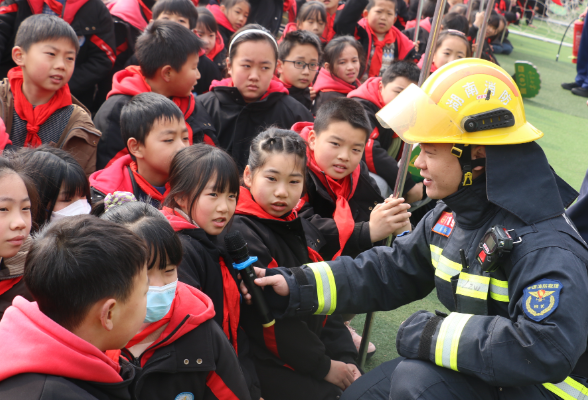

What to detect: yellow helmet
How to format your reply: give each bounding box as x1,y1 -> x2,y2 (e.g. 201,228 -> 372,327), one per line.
376,58 -> 543,145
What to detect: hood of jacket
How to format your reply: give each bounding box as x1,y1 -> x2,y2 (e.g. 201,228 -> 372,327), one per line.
405,16 -> 431,32
160,207 -> 198,231
108,0 -> 149,31
89,154 -> 133,195
107,66 -> 151,99
0,296 -> 123,382
313,68 -> 359,94
206,4 -> 235,33
348,77 -> 384,108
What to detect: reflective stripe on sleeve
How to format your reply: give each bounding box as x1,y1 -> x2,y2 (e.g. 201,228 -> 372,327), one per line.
430,245 -> 462,282
434,312 -> 473,371
307,262 -> 337,315
489,278 -> 509,302
456,272 -> 490,300
544,377 -> 588,400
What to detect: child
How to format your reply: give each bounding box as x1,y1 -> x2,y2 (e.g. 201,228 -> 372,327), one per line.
0,15 -> 102,176
468,10 -> 500,64
90,92 -> 187,207
315,0 -> 345,43
347,61 -> 423,202
0,0 -> 115,110
417,30 -> 471,74
197,24 -> 313,171
335,0 -> 416,79
197,7 -> 228,76
94,20 -> 217,169
16,146 -> 91,227
207,0 -> 250,46
278,30 -> 322,111
161,144 -> 261,400
0,216 -> 148,398
280,1 -> 327,41
312,36 -> 363,114
0,157 -> 38,319
489,14 -> 513,55
101,197 -> 251,400
228,128 -> 361,400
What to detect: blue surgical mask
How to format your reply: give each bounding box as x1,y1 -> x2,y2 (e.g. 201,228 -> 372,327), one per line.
144,280 -> 177,323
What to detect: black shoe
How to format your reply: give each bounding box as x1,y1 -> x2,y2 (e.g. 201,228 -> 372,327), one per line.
572,87 -> 588,97
562,82 -> 579,90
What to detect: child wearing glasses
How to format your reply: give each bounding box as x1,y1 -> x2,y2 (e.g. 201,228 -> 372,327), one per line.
277,31 -> 322,111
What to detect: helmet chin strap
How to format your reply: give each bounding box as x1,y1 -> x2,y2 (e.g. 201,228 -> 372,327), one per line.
451,144 -> 486,188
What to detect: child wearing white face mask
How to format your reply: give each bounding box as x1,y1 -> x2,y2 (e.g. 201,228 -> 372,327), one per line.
101,194 -> 252,400
12,146 -> 91,226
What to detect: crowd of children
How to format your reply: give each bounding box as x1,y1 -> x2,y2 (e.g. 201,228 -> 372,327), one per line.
0,0 -> 519,398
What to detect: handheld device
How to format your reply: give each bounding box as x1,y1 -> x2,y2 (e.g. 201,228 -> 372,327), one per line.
476,226 -> 518,272
225,231 -> 275,327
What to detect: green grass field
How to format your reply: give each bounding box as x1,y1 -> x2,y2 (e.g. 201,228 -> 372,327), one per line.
350,33 -> 588,371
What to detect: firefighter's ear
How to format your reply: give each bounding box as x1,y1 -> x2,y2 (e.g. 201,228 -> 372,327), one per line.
472,145 -> 486,171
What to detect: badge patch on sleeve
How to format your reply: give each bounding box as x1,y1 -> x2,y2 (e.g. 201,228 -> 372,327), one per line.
432,211 -> 455,237
523,279 -> 562,322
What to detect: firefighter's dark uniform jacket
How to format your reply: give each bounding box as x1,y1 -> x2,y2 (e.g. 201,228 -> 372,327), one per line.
266,142 -> 588,396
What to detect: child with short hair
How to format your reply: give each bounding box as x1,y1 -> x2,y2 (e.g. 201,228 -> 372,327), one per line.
90,92 -> 188,207
196,7 -> 227,76
348,61 -> 422,201
315,0 -> 345,43
95,20 -> 217,169
0,215 -> 148,398
417,29 -> 471,74
335,0 -> 417,79
278,30 -> 322,111
162,144 -> 261,400
312,36 -> 363,114
101,198 -> 251,400
280,2 -> 327,41
0,0 -> 116,110
197,24 -> 313,171
468,10 -> 500,63
0,157 -> 38,319
206,0 -> 250,45
152,0 -> 198,29
228,128 -> 361,400
0,15 -> 102,176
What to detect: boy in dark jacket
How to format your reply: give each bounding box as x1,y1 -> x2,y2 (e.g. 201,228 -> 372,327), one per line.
0,0 -> 115,110
335,0 -> 416,79
347,60 -> 422,202
0,15 -> 101,175
94,20 -> 217,170
90,92 -> 187,208
0,216 -> 148,399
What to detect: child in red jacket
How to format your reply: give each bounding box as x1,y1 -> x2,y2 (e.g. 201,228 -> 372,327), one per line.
207,0 -> 250,46
280,1 -> 327,42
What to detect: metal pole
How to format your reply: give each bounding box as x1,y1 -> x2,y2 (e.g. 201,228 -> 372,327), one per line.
357,0 -> 450,370
474,0 -> 496,58
466,0 -> 476,22
413,0 -> 425,43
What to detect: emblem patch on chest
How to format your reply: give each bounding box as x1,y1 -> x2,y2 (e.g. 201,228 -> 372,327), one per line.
523,279 -> 562,322
175,393 -> 194,400
432,211 -> 455,237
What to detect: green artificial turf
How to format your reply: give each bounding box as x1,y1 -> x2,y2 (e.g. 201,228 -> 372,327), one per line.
350,33 -> 588,371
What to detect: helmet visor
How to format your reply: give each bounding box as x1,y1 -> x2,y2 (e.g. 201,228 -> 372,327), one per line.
376,84 -> 464,144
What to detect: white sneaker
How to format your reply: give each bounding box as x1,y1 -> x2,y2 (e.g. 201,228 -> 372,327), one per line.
345,321 -> 376,355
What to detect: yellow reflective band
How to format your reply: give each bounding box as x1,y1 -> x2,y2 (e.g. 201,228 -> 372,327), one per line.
430,245 -> 462,282
489,278 -> 509,302
307,262 -> 337,315
543,377 -> 588,400
435,313 -> 473,371
456,272 -> 490,300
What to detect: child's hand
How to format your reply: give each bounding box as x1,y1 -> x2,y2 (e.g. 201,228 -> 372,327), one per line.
414,40 -> 419,53
309,86 -> 317,100
474,11 -> 484,27
348,363 -> 362,380
325,360 -> 355,390
369,197 -> 412,242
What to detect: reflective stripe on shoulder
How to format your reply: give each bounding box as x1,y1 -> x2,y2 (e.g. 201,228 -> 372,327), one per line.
456,272 -> 489,300
434,312 -> 473,371
489,278 -> 509,302
307,262 -> 337,315
544,377 -> 588,400
430,244 -> 461,282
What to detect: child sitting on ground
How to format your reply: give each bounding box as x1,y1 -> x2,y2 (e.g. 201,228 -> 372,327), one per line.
94,20 -> 217,170
90,92 -> 187,207
280,2 -> 327,42
207,0 -> 250,45
0,15 -> 101,175
417,29 -> 471,75
0,216 -> 148,398
101,197 -> 251,400
335,0 -> 417,79
278,30 -> 322,111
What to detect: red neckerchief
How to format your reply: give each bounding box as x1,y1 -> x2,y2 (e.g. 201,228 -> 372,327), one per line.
207,4 -> 235,32
129,161 -> 170,202
358,18 -> 397,78
417,56 -> 437,73
0,276 -> 22,296
137,0 -> 152,20
283,0 -> 296,23
236,187 -> 324,262
206,32 -> 225,61
8,67 -> 72,147
321,5 -> 344,43
209,77 -> 288,100
313,68 -> 359,95
306,151 -> 360,260
44,0 -> 63,16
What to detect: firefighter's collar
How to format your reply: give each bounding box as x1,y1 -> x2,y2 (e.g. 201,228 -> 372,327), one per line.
442,174 -> 496,230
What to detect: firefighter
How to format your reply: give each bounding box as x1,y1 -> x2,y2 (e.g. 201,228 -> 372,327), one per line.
248,58 -> 588,399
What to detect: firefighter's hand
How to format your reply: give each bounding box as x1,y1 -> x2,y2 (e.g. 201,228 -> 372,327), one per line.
239,268 -> 290,305
325,360 -> 355,390
369,197 -> 412,242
